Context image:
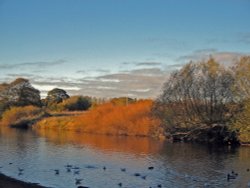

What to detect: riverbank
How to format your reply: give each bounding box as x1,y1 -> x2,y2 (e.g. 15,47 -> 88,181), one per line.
0,173 -> 46,188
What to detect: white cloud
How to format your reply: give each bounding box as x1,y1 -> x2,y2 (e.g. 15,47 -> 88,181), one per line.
98,78 -> 120,83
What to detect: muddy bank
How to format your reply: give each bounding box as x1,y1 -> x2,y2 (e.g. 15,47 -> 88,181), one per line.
0,173 -> 47,188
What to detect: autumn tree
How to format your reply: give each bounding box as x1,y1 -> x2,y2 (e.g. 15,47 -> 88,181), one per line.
231,98 -> 250,143
233,56 -> 250,99
43,88 -> 69,110
154,58 -> 237,130
230,56 -> 250,143
0,78 -> 41,116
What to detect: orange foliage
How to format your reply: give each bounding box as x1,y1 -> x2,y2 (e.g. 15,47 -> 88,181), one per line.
35,100 -> 161,137
1,105 -> 43,126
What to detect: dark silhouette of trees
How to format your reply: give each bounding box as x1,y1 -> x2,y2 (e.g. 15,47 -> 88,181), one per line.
61,96 -> 92,111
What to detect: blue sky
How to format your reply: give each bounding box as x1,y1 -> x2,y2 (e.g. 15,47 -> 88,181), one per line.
0,0 -> 250,98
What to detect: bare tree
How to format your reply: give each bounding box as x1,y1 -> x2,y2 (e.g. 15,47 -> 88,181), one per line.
154,58 -> 236,130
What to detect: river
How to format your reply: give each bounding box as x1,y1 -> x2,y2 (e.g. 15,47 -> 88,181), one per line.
0,127 -> 250,188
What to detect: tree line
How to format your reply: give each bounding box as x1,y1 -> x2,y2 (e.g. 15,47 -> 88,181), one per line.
153,56 -> 250,140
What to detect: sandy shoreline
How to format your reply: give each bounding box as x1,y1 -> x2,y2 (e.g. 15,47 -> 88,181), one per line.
0,173 -> 47,188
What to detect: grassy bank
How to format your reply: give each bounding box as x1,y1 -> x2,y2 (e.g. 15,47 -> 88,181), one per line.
34,100 -> 162,137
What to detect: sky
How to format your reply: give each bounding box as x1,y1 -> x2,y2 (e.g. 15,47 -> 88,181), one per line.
0,0 -> 250,98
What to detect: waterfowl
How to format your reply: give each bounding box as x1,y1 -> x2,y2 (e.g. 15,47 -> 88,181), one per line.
65,164 -> 73,168
157,184 -> 162,188
247,168 -> 250,172
118,182 -> 122,187
18,168 -> 24,175
231,170 -> 238,176
66,168 -> 71,173
18,168 -> 24,172
72,166 -> 80,170
148,166 -> 154,170
54,169 -> 60,175
134,173 -> 141,177
103,166 -> 106,170
227,173 -> 236,180
74,170 -> 80,175
75,178 -> 83,185
121,168 -> 126,172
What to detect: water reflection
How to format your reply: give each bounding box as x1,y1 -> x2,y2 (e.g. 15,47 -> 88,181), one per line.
0,127 -> 249,188
35,129 -> 164,155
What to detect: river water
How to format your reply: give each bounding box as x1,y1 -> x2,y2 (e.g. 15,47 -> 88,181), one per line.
0,127 -> 250,188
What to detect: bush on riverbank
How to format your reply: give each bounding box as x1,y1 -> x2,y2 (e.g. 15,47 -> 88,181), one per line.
34,100 -> 162,137
58,96 -> 92,111
231,99 -> 250,144
1,105 -> 45,128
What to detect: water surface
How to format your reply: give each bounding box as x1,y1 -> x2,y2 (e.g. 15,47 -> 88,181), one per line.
0,127 -> 250,188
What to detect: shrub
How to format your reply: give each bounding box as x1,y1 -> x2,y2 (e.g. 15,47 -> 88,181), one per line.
110,97 -> 136,106
35,100 -> 161,137
231,99 -> 250,144
60,96 -> 92,111
1,105 -> 43,127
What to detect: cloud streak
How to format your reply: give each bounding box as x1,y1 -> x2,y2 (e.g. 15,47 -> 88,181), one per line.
15,66 -> 170,99
135,62 -> 162,66
122,61 -> 162,67
0,59 -> 66,69
177,49 -> 246,65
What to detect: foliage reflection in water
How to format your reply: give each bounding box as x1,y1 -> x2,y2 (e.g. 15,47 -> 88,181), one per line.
0,127 -> 250,188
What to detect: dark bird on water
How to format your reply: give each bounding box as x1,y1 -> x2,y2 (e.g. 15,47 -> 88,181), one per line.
75,178 -> 83,185
231,170 -> 238,176
66,168 -> 71,172
65,164 -> 73,168
148,166 -> 154,170
121,168 -> 126,172
18,168 -> 24,175
54,169 -> 59,175
103,166 -> 106,170
227,173 -> 236,181
118,182 -> 122,187
74,170 -> 80,175
134,173 -> 141,177
18,168 -> 24,172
